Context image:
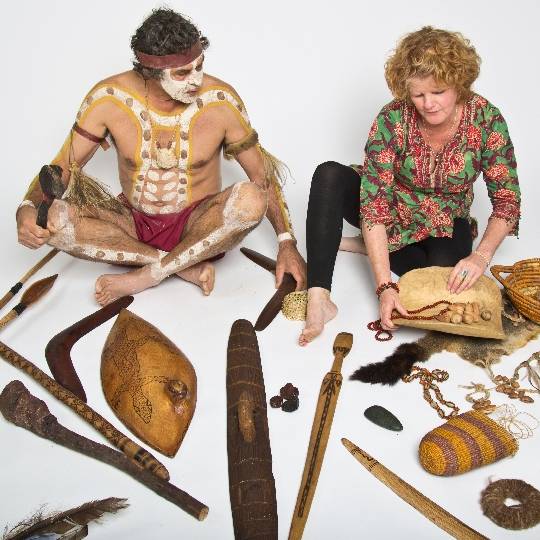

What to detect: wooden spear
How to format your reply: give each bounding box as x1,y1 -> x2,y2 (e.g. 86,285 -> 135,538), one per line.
0,274 -> 58,330
288,332 -> 353,540
0,380 -> 208,521
341,438 -> 487,540
0,249 -> 59,311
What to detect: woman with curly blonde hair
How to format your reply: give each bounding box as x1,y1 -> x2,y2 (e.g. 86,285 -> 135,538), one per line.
300,26 -> 521,346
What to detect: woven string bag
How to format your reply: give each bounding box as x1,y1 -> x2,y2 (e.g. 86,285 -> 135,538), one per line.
419,410 -> 518,476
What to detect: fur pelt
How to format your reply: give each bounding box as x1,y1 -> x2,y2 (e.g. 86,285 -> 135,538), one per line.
350,343 -> 429,385
350,292 -> 540,385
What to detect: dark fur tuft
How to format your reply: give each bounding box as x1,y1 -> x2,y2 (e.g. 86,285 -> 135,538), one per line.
349,343 -> 428,385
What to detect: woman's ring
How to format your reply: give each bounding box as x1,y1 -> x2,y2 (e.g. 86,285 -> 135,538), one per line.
460,269 -> 469,279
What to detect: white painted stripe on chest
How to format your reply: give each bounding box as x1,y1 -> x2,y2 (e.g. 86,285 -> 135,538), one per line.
80,86 -> 249,205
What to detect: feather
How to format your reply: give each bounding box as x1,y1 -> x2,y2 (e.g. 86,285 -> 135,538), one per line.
349,343 -> 429,385
3,497 -> 128,540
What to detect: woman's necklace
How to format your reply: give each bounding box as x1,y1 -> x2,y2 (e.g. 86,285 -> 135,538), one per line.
420,106 -> 460,179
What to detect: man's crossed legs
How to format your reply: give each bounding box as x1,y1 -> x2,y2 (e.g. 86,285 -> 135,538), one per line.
46,180 -> 267,305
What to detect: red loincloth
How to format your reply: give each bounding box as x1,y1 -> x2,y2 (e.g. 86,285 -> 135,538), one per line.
119,194 -> 205,252
118,194 -> 225,261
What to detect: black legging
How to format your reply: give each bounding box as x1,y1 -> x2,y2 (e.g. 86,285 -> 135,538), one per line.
306,161 -> 473,290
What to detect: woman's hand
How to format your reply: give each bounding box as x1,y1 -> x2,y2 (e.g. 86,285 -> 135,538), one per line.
447,252 -> 489,294
379,288 -> 409,330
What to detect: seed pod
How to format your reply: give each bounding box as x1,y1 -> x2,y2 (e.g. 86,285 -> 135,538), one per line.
435,310 -> 452,323
269,395 -> 283,408
472,302 -> 480,323
508,391 -> 519,399
279,383 -> 299,400
511,380 -> 520,389
520,395 -> 534,404
281,397 -> 299,412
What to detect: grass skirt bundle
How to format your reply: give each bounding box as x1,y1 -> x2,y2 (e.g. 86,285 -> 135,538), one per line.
419,410 -> 518,476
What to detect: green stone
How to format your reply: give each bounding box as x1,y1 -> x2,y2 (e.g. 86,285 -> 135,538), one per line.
364,405 -> 403,432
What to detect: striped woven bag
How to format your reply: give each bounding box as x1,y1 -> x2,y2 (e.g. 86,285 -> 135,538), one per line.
419,410 -> 518,476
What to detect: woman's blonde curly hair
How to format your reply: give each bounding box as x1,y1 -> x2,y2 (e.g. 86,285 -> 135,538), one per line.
385,26 -> 481,102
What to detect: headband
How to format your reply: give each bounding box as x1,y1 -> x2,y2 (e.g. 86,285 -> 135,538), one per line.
135,41 -> 203,69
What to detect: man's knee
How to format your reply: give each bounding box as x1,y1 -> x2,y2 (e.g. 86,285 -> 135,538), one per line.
229,181 -> 267,224
47,199 -> 74,235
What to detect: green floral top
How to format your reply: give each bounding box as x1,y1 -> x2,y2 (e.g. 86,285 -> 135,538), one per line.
357,94 -> 521,252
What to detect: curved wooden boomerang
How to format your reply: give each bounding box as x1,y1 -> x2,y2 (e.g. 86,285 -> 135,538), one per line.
240,247 -> 297,331
45,296 -> 134,402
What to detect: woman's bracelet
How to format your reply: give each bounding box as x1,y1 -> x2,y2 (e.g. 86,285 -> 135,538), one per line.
473,249 -> 491,267
376,281 -> 399,298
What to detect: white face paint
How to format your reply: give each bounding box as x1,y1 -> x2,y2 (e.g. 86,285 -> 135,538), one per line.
160,54 -> 204,103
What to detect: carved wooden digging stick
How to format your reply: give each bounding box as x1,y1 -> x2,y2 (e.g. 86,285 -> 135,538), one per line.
288,332 -> 353,540
341,438 -> 487,540
227,319 -> 278,540
0,340 -> 169,481
0,249 -> 59,311
0,380 -> 208,521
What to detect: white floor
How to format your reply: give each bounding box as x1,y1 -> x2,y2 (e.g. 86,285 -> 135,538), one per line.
1,1 -> 539,538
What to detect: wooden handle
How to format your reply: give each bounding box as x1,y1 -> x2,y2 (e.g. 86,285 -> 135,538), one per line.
0,310 -> 18,331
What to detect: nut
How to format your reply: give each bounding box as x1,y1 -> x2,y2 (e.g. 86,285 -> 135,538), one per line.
481,310 -> 492,321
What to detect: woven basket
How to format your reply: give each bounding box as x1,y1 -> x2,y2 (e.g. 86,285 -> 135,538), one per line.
491,259 -> 540,324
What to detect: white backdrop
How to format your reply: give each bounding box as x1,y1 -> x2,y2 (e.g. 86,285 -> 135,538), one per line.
1,1 -> 539,538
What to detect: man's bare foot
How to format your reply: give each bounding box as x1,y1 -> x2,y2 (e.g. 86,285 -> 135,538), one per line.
175,262 -> 215,296
299,287 -> 338,346
339,235 -> 367,254
95,265 -> 159,306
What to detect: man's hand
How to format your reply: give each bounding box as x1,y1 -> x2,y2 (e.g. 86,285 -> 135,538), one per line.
379,288 -> 408,331
275,241 -> 306,290
17,205 -> 50,249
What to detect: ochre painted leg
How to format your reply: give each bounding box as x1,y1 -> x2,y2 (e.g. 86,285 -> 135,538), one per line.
47,199 -> 160,266
94,181 -> 267,306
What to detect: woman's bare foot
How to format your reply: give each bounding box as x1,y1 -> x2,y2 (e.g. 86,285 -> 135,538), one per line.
175,262 -> 215,296
95,265 -> 159,306
299,287 -> 338,346
339,235 -> 367,254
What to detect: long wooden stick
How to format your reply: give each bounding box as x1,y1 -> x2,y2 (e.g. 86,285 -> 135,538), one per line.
288,332 -> 353,540
0,380 -> 208,521
0,249 -> 59,311
0,339 -> 169,481
341,438 -> 487,540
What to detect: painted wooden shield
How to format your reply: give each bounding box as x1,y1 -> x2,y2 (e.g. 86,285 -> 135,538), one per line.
101,309 -> 196,457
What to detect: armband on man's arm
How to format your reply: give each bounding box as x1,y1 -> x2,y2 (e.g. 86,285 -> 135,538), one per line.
224,129 -> 296,241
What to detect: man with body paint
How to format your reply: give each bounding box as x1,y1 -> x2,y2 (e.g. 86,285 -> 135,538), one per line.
16,8 -> 305,306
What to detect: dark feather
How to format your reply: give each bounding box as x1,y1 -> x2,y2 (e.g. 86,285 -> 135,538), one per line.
349,343 -> 429,385
4,497 -> 128,540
